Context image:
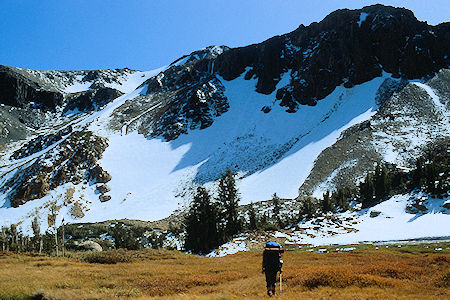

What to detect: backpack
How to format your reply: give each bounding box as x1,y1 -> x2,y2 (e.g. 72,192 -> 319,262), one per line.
263,242 -> 284,270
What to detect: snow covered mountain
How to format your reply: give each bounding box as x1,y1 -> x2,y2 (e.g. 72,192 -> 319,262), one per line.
0,5 -> 448,244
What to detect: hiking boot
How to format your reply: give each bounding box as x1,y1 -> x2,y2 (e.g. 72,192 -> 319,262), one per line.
267,289 -> 272,297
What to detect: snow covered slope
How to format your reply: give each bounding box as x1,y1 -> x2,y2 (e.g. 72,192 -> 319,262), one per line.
0,5 -> 448,240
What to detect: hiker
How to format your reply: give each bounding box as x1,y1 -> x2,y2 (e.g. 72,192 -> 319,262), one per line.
262,241 -> 284,296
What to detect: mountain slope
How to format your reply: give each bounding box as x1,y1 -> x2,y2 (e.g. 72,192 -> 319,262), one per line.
0,5 -> 448,237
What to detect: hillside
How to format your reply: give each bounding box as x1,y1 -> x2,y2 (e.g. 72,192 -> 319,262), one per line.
0,5 -> 449,248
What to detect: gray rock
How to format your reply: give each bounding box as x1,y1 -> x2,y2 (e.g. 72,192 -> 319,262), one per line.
76,240 -> 103,252
96,184 -> 111,194
99,195 -> 111,202
370,210 -> 381,218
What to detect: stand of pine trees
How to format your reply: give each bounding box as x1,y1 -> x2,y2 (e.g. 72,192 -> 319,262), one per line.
358,149 -> 448,209
184,169 -> 242,254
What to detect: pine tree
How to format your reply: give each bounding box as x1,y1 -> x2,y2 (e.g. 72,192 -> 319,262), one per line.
31,217 -> 41,253
271,193 -> 283,227
216,169 -> 241,243
322,191 -> 336,213
338,189 -> 350,211
374,164 -> 390,201
301,198 -> 316,219
47,202 -> 59,256
247,202 -> 257,231
412,157 -> 426,189
360,173 -> 375,208
9,224 -> 18,252
184,187 -> 219,254
425,163 -> 437,195
0,227 -> 6,252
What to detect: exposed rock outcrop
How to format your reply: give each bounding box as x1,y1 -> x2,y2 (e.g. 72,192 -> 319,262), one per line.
2,131 -> 110,207
0,65 -> 64,110
214,5 -> 449,111
65,87 -> 123,113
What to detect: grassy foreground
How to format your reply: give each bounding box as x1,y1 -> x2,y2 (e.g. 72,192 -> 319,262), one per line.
0,244 -> 449,300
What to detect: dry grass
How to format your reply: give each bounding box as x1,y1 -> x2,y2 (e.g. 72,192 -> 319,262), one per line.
0,247 -> 449,299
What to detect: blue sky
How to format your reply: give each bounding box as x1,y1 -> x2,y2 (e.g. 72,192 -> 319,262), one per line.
0,0 -> 448,71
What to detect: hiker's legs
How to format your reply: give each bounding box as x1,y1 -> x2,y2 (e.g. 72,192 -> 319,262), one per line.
265,269 -> 277,296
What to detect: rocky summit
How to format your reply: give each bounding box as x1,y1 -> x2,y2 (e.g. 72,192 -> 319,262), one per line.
0,5 -> 448,245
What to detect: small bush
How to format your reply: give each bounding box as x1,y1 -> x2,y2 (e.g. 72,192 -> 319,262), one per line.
81,250 -> 131,264
436,269 -> 450,287
70,201 -> 85,219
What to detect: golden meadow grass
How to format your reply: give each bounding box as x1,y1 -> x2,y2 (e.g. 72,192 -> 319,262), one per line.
0,245 -> 449,299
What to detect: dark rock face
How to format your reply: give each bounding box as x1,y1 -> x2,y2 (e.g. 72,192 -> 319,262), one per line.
0,65 -> 64,110
3,131 -> 110,207
134,5 -> 449,141
11,126 -> 73,160
65,87 -> 123,113
152,76 -> 228,140
200,5 -> 449,111
143,49 -> 229,140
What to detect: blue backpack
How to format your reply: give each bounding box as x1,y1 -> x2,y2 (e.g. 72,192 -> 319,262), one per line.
263,242 -> 283,270
265,242 -> 281,248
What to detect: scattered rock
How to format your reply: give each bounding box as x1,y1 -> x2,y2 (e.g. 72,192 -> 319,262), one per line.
261,106 -> 271,113
370,210 -> 382,218
65,87 -> 123,113
413,202 -> 428,212
96,184 -> 111,194
99,195 -> 112,202
4,131 -> 109,207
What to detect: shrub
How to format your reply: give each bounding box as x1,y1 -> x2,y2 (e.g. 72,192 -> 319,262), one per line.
81,250 -> 132,264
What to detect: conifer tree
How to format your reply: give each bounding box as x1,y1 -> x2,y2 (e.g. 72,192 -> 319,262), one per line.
47,202 -> 59,256
184,187 -> 219,254
337,188 -> 351,211
322,191 -> 336,213
9,224 -> 18,252
374,164 -> 390,200
31,217 -> 41,253
271,193 -> 282,227
301,198 -> 316,219
425,163 -> 437,195
216,169 -> 241,243
0,227 -> 6,251
360,173 -> 375,208
412,157 -> 426,188
247,202 -> 258,231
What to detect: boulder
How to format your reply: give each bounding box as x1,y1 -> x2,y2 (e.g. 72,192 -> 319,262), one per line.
369,210 -> 381,218
76,241 -> 103,252
89,165 -> 112,183
99,195 -> 112,202
96,184 -> 111,194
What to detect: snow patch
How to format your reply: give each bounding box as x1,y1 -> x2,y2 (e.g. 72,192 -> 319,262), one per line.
207,238 -> 249,257
357,13 -> 369,27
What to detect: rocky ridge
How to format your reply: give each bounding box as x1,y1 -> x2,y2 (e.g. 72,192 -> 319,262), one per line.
113,5 -> 450,141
